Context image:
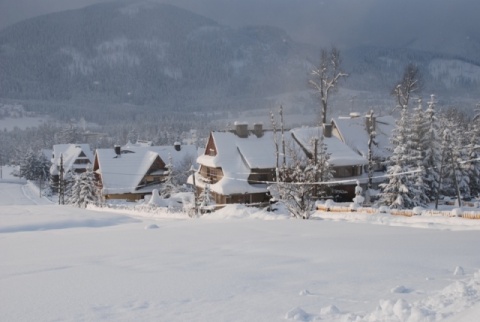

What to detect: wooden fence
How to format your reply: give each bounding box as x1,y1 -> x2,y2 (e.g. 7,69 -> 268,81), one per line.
316,203 -> 480,219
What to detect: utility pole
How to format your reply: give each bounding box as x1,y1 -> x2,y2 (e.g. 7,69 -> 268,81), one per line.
59,154 -> 65,205
39,173 -> 42,198
314,138 -> 318,198
191,165 -> 198,217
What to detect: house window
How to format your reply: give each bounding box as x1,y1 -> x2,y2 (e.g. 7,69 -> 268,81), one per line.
74,159 -> 90,165
206,167 -> 220,183
334,167 -> 353,178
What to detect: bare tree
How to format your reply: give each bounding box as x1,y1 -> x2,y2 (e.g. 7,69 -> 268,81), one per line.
392,63 -> 423,109
474,102 -> 480,122
309,47 -> 348,125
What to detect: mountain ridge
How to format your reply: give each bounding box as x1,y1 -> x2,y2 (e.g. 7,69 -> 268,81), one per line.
0,0 -> 478,124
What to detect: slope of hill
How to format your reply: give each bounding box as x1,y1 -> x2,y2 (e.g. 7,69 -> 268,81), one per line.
0,0 -> 478,126
0,1 -> 311,112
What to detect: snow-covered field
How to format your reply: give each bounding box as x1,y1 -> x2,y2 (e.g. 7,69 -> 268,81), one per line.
1,170 -> 480,321
0,116 -> 48,131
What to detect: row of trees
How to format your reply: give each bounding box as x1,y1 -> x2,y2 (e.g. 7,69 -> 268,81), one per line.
380,65 -> 480,209
268,51 -> 480,218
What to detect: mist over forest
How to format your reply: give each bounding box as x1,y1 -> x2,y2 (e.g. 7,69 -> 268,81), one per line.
0,0 -> 479,160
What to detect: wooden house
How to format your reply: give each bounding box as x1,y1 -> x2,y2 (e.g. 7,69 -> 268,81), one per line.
94,143 -> 196,201
50,144 -> 94,190
191,122 -> 369,207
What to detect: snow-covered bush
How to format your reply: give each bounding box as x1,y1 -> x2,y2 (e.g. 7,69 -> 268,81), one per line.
349,203 -> 359,212
412,206 -> 424,216
451,208 -> 463,217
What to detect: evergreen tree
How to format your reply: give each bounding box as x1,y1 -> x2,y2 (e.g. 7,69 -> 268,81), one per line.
450,127 -> 470,200
19,150 -> 50,182
410,99 -> 429,204
315,136 -> 334,198
198,183 -> 214,212
380,145 -> 417,209
423,95 -> 442,201
412,159 -> 429,207
68,167 -> 101,208
160,154 -> 177,198
380,106 -> 417,209
466,125 -> 480,197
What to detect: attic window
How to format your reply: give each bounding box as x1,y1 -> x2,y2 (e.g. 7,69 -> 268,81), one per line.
209,148 -> 216,156
79,151 -> 86,157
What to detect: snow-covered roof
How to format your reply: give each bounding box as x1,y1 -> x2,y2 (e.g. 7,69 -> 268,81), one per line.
50,144 -> 93,175
96,144 -> 197,195
291,126 -> 368,167
332,115 -> 395,159
196,126 -> 367,196
197,131 -> 282,195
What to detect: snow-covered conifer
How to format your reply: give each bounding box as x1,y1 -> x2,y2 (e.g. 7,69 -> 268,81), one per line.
466,125 -> 480,197
19,150 -> 50,182
160,154 -> 177,198
68,167 -> 100,208
380,106 -> 417,209
422,95 -> 442,201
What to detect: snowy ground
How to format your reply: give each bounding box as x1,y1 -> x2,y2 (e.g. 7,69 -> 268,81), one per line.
1,168 -> 480,321
0,116 -> 48,131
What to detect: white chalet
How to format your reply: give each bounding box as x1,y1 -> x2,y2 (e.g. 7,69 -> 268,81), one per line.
192,123 -> 369,207
94,143 -> 196,201
50,144 -> 94,190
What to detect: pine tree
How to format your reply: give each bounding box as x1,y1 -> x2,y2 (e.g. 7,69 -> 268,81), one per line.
68,167 -> 100,208
19,150 -> 50,182
198,183 -> 214,212
466,125 -> 480,197
160,154 -> 177,198
422,95 -> 442,201
450,127 -> 470,201
409,99 -> 429,204
380,146 -> 417,209
315,136 -> 334,198
380,106 -> 417,209
412,159 -> 429,207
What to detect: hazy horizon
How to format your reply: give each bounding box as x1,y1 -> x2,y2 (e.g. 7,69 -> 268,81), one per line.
2,0 -> 479,53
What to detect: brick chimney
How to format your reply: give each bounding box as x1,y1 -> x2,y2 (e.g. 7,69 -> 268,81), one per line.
234,122 -> 249,138
114,145 -> 121,157
253,123 -> 263,137
323,124 -> 332,138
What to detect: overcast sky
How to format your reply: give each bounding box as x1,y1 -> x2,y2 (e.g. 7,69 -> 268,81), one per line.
1,0 -> 479,51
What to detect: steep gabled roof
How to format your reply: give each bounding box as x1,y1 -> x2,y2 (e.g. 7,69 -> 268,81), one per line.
50,144 -> 93,175
195,126 -> 367,196
291,126 -> 368,167
95,144 -> 197,195
332,115 -> 395,159
95,148 -> 160,194
196,131 -> 283,195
